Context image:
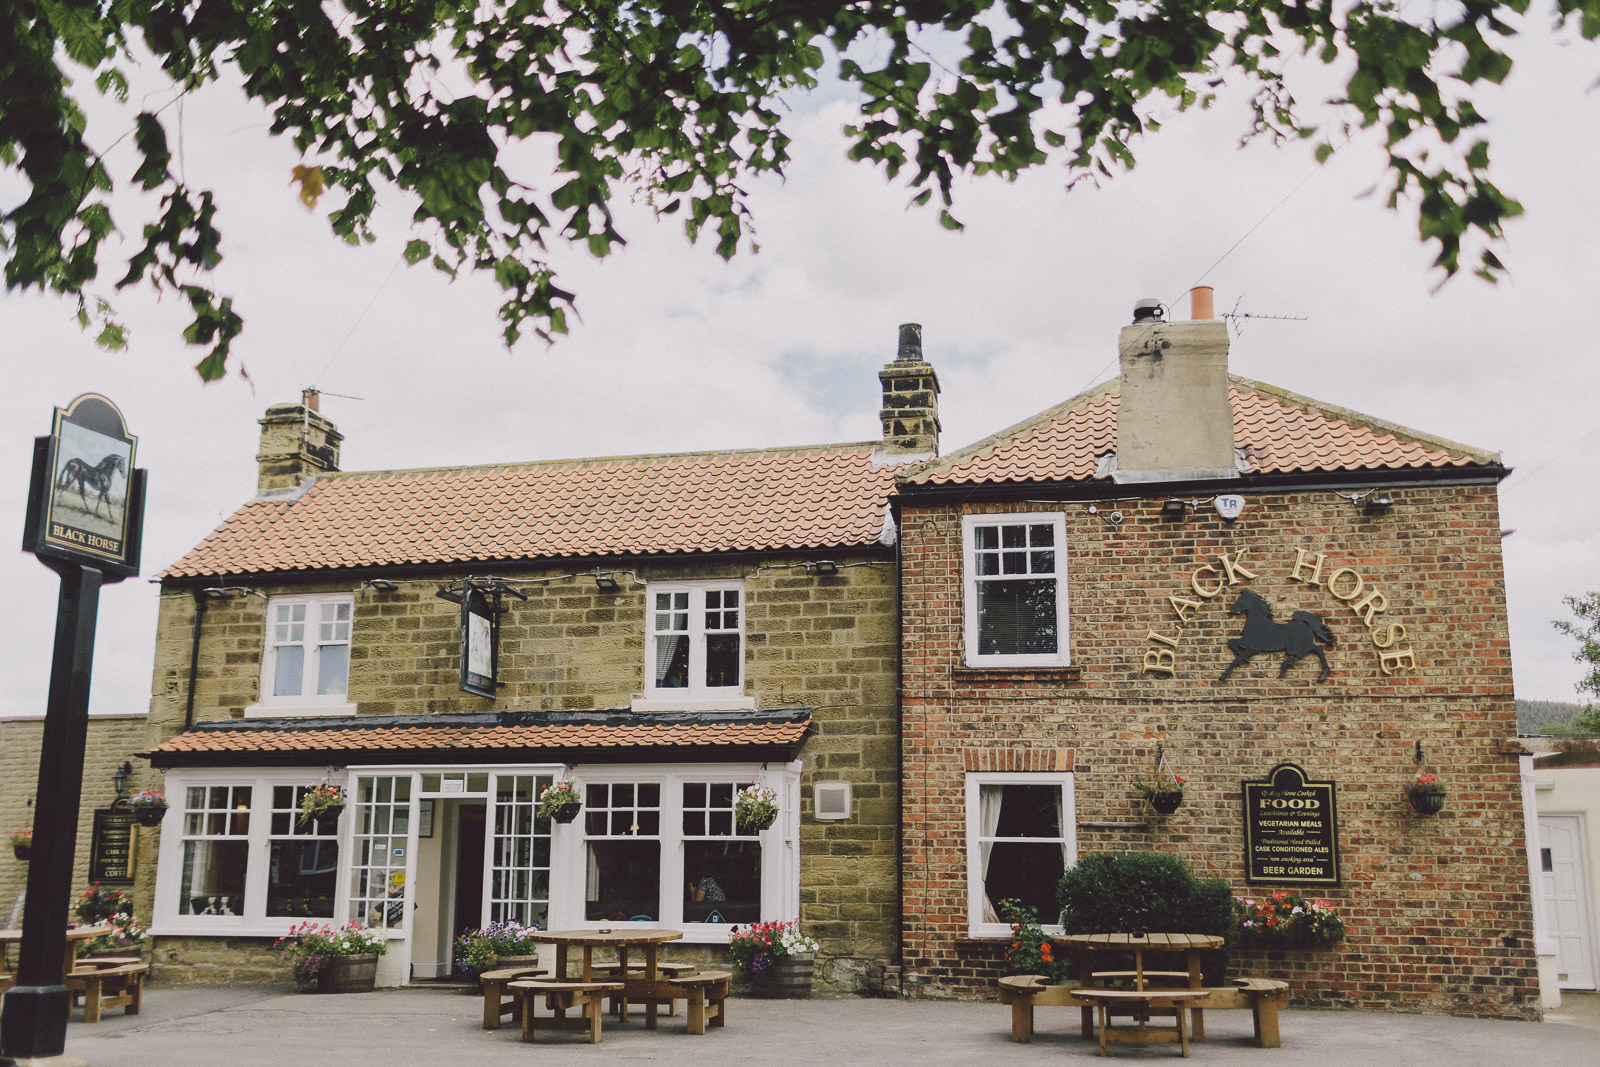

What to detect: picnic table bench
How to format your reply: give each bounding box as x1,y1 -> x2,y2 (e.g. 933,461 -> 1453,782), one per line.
65,959 -> 149,1023
668,969 -> 731,1035
509,979 -> 624,1043
480,964 -> 548,1029
997,975 -> 1289,1048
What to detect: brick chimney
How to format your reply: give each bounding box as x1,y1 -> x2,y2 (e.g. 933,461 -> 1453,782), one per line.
257,388 -> 342,493
878,323 -> 941,458
1113,287 -> 1236,483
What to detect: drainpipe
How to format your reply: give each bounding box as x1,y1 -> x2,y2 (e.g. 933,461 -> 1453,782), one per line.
185,590 -> 207,731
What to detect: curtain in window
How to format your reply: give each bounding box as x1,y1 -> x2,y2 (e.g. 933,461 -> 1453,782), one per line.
654,635 -> 686,686
979,784 -> 1004,923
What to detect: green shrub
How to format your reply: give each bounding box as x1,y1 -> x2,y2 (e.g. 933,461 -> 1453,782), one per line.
1057,851 -> 1232,983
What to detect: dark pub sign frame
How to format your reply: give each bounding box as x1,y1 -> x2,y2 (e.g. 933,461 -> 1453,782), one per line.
459,584 -> 499,698
23,393 -> 145,576
1242,762 -> 1341,886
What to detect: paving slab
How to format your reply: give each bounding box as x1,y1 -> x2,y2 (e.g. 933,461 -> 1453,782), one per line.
47,987 -> 1599,1067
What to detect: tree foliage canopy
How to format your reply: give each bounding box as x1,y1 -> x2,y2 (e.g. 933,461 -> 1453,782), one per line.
4,0 -> 1597,378
1555,592 -> 1600,714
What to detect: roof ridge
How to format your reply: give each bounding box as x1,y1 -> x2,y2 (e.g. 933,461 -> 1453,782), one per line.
900,377 -> 1119,484
313,440 -> 884,481
1230,376 -> 1501,466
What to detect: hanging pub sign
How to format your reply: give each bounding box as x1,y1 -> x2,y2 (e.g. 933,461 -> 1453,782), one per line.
89,804 -> 137,885
23,393 -> 145,577
1242,762 -> 1341,886
460,584 -> 498,698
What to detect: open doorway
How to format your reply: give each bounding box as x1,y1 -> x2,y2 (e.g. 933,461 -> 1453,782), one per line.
452,804 -> 487,942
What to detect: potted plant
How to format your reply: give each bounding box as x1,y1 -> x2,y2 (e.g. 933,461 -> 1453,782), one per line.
74,882 -> 133,924
1135,768 -> 1185,814
1235,891 -> 1346,948
735,784 -> 779,832
9,829 -> 31,861
128,788 -> 168,826
452,919 -> 543,982
727,919 -> 818,997
998,899 -> 1064,982
536,780 -> 581,823
275,920 -> 388,992
82,912 -> 148,958
299,781 -> 347,833
1404,771 -> 1446,815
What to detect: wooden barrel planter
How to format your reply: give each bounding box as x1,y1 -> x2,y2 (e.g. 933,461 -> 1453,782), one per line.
750,954 -> 814,998
315,954 -> 379,993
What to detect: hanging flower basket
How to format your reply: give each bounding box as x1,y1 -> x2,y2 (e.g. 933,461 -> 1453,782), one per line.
313,807 -> 342,834
299,781 -> 347,828
12,844 -> 30,862
735,784 -> 779,833
1404,773 -> 1446,815
1150,792 -> 1183,815
9,830 -> 31,861
537,781 -> 582,822
129,788 -> 168,826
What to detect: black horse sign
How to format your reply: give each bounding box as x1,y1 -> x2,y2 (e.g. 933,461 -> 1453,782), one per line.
23,393 -> 144,576
1220,588 -> 1335,682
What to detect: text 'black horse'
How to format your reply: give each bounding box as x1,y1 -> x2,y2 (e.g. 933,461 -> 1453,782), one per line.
1219,588 -> 1335,683
57,453 -> 126,519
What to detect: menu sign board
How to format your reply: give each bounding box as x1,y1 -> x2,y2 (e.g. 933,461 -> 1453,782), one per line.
89,807 -> 137,885
1242,762 -> 1340,886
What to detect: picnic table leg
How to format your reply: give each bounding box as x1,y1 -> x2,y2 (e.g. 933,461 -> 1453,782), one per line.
586,991 -> 604,1043
1078,954 -> 1096,1039
1177,1000 -> 1191,1057
1010,997 -> 1034,1043
1186,949 -> 1205,1040
1096,1003 -> 1109,1056
684,984 -> 707,1036
643,944 -> 659,1029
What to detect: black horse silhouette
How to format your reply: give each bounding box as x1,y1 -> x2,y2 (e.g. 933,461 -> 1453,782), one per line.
1220,588 -> 1335,682
57,453 -> 126,519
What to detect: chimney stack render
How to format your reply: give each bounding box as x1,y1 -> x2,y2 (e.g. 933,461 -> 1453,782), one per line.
878,323 -> 941,458
257,392 -> 342,493
1113,288 -> 1236,483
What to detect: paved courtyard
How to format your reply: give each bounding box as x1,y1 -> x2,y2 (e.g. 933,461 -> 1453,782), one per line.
39,987 -> 1600,1066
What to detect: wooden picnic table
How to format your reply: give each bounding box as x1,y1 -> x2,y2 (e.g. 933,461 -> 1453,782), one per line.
530,928 -> 683,1029
1054,932 -> 1225,1043
0,924 -> 113,981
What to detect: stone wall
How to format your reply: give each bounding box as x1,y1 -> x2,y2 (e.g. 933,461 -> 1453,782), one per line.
144,551 -> 899,990
897,487 -> 1540,1017
0,715 -> 152,926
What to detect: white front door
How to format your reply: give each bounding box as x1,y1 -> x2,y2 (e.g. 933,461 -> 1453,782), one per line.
1539,814 -> 1598,989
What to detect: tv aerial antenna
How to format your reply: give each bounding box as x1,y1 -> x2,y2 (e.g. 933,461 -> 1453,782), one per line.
1220,296 -> 1308,337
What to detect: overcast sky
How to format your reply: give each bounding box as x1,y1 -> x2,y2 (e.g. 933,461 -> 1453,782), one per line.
4,12 -> 1599,722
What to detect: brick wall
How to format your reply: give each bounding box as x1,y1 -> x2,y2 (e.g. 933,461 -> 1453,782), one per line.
144,551 -> 899,989
898,487 -> 1540,1017
0,715 -> 152,926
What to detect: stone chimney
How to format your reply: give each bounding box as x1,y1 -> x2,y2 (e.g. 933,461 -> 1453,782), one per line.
878,323 -> 941,458
257,388 -> 342,493
1113,287 -> 1236,483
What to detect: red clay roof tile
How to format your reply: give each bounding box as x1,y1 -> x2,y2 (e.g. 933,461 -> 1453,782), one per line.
903,377 -> 1499,487
163,443 -> 898,578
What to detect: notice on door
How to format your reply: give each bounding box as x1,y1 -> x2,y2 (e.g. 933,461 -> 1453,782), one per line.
1242,762 -> 1340,886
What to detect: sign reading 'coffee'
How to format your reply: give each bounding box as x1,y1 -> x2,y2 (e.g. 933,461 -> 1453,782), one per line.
1242,762 -> 1340,886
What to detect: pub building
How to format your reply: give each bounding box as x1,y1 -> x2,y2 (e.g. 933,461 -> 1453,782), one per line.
892,289 -> 1538,1016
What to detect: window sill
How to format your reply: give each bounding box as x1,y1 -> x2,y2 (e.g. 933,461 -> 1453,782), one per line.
952,665 -> 1080,681
630,696 -> 756,712
151,919 -> 406,939
243,701 -> 359,719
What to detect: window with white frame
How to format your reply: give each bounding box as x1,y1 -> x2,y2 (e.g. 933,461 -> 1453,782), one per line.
646,582 -> 743,698
962,514 -> 1069,666
261,594 -> 353,704
966,773 -> 1076,938
570,767 -> 794,934
159,774 -> 348,931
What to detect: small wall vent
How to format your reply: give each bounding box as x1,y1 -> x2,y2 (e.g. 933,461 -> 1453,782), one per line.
813,781 -> 852,821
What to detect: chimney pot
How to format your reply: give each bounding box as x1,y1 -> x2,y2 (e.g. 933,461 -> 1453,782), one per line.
896,323 -> 923,363
302,387 -> 320,412
1189,286 -> 1214,321
1132,299 -> 1164,324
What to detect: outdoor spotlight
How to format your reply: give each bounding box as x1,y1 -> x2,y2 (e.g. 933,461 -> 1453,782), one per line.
812,560 -> 840,575
1161,498 -> 1189,521
201,587 -> 233,600
593,571 -> 621,593
364,578 -> 398,592
1363,492 -> 1395,515
112,760 -> 133,797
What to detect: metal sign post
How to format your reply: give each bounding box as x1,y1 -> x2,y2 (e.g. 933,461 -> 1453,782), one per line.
2,396 -> 144,1062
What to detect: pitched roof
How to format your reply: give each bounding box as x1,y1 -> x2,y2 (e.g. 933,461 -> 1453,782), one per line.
145,708 -> 813,768
901,376 -> 1501,488
163,443 -> 898,579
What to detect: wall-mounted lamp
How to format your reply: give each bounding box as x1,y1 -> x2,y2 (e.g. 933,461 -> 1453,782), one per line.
201,587 -> 234,600
201,586 -> 261,600
593,569 -> 621,593
363,578 -> 398,592
1363,492 -> 1395,515
811,560 -> 840,575
1161,498 -> 1190,521
112,760 -> 133,797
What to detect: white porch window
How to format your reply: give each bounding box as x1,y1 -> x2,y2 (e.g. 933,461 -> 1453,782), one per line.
966,772 -> 1076,938
348,774 -> 413,931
